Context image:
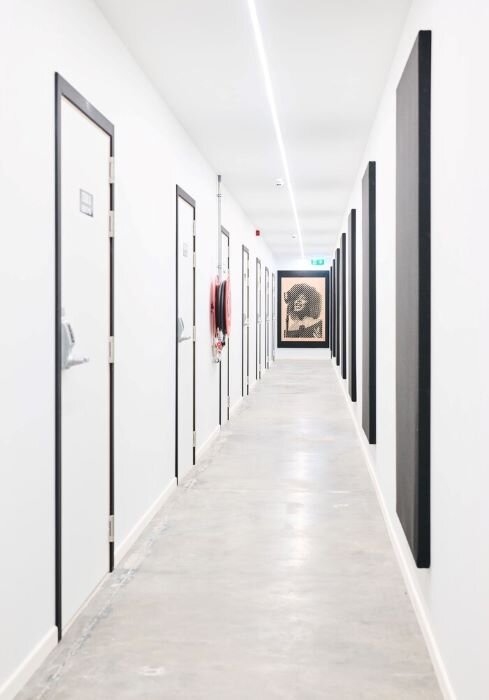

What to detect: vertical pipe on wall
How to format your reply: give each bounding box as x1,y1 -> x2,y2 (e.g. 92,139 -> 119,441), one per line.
217,174 -> 222,281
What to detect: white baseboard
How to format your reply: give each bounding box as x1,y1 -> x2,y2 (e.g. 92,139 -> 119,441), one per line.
334,366 -> 456,700
115,477 -> 177,565
0,626 -> 58,700
196,425 -> 220,462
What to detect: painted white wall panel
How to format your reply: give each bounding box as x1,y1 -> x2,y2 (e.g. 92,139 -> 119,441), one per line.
0,0 -> 275,692
335,1 -> 489,697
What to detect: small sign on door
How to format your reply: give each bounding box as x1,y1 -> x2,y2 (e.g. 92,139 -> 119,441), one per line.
80,189 -> 94,217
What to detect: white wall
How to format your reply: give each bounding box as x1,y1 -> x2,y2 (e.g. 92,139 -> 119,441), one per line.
0,1 -> 275,696
335,1 -> 489,697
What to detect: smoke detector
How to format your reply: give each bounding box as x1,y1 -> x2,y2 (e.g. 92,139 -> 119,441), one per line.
275,178 -> 285,187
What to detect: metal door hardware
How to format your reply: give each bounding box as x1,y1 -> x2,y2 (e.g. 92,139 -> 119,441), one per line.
109,515 -> 115,543
61,310 -> 89,370
177,317 -> 191,342
109,157 -> 115,184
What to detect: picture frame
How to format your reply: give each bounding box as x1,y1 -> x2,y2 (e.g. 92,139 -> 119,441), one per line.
277,270 -> 329,349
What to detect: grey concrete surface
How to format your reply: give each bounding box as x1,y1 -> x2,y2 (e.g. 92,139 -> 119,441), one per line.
19,360 -> 441,699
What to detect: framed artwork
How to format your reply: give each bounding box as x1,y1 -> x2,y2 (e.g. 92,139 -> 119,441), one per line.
277,271 -> 329,349
396,30 -> 431,568
348,210 -> 357,402
335,248 -> 340,365
330,262 -> 335,359
362,161 -> 376,444
340,232 -> 347,379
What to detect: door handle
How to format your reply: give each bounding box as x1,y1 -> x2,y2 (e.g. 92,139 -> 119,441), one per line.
61,313 -> 89,370
177,316 -> 193,343
64,355 -> 90,369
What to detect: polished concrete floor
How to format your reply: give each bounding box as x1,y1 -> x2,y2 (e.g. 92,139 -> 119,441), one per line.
20,360 -> 441,699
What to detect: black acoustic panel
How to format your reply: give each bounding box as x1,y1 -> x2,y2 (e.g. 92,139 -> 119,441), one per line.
396,30 -> 431,568
362,162 -> 376,443
331,260 -> 335,358
331,261 -> 336,358
340,233 -> 347,379
329,266 -> 331,356
348,211 -> 357,401
325,270 -> 330,348
329,265 -> 332,357
335,249 -> 340,365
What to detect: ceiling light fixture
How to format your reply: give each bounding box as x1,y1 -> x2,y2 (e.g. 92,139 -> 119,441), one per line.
247,0 -> 305,259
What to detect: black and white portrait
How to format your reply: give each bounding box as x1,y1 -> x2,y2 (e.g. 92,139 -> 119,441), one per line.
277,271 -> 328,348
284,283 -> 322,338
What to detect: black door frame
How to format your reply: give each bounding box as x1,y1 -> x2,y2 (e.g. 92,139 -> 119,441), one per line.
55,73 -> 115,640
256,257 -> 262,380
175,186 -> 196,481
219,226 -> 230,424
242,246 -> 249,396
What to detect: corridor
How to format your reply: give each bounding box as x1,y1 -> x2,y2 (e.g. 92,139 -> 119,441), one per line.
20,361 -> 440,700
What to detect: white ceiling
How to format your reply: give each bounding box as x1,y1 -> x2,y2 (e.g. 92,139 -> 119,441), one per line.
95,0 -> 411,260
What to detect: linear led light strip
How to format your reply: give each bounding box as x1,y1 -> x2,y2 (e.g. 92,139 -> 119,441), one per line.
247,0 -> 305,259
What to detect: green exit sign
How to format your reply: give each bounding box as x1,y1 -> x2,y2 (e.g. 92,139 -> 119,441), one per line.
311,258 -> 325,266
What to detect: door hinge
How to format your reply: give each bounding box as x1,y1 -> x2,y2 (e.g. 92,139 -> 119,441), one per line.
109,336 -> 115,364
193,325 -> 196,342
109,515 -> 115,543
109,211 -> 115,238
109,157 -> 115,184
227,396 -> 231,409
193,220 -> 196,237
193,431 -> 197,448
193,251 -> 196,268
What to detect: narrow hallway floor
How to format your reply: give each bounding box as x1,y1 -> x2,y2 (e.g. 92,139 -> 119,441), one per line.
20,360 -> 441,699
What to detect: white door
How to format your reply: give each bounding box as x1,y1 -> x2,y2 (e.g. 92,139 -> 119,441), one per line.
272,273 -> 276,361
61,97 -> 111,629
177,192 -> 195,480
242,248 -> 249,396
220,231 -> 229,423
256,259 -> 262,380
